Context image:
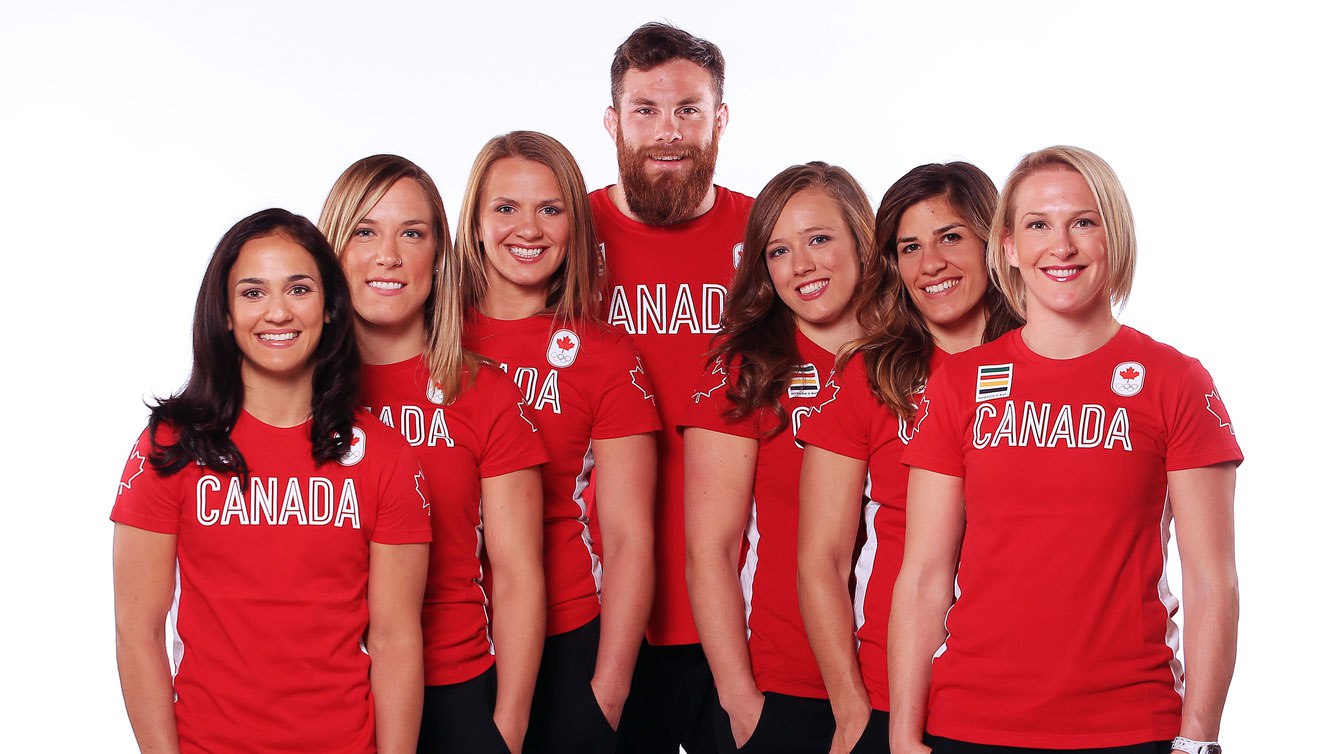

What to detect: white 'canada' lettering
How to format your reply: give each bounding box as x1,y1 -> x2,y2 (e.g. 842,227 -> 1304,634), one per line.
972,401 -> 1132,451
195,475 -> 361,528
607,283 -> 727,335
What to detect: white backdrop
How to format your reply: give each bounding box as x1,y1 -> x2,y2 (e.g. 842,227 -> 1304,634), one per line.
2,1 -> 1334,749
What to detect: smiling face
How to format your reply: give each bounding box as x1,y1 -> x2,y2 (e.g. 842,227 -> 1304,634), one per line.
605,59 -> 726,225
339,177 -> 437,340
1004,168 -> 1112,325
228,233 -> 326,389
764,188 -> 861,345
896,195 -> 990,344
477,157 -> 570,317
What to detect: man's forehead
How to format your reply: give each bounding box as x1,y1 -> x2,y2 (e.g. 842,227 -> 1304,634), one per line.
618,61 -> 716,102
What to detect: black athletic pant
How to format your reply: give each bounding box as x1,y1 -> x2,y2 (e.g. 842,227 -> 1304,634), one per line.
711,691 -> 835,753
418,665 -> 511,753
525,617 -> 617,754
615,641 -> 719,753
850,709 -> 890,754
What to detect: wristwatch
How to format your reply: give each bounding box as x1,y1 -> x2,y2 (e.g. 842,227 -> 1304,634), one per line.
1171,736 -> 1222,754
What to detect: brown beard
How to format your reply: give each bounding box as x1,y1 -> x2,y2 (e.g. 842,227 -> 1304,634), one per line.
616,126 -> 719,226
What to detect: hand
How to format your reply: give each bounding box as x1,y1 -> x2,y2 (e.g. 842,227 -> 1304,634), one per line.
589,675 -> 628,730
720,688 -> 765,749
827,701 -> 871,754
493,711 -> 526,754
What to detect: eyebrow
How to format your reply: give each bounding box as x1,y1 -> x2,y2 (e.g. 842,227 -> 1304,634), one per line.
897,222 -> 965,245
493,196 -> 565,206
236,273 -> 316,286
358,218 -> 430,226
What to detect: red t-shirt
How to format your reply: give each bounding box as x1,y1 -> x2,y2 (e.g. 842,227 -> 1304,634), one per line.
465,314 -> 661,636
591,184 -> 753,645
902,326 -> 1244,749
360,356 -> 547,685
678,330 -> 837,698
794,348 -> 947,711
110,411 -> 431,754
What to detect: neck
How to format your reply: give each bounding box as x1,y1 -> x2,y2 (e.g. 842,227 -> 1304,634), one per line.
240,367 -> 315,428
1019,307 -> 1121,359
608,183 -> 717,224
927,308 -> 988,356
481,275 -> 548,321
356,317 -> 426,365
796,313 -> 865,355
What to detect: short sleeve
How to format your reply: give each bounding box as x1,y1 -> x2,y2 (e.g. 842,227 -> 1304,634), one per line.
1165,359 -> 1244,471
796,358 -> 872,460
591,333 -> 662,440
110,427 -> 185,534
901,366 -> 967,478
369,443 -> 434,545
678,358 -> 764,439
479,370 -> 550,478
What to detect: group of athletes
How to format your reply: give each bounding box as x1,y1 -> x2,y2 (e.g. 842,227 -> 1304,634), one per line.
110,20 -> 1242,754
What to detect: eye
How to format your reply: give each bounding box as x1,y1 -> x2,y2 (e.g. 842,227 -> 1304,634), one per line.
403,228 -> 424,239
289,284 -> 314,296
808,234 -> 830,246
495,204 -> 517,215
240,288 -> 264,300
942,232 -> 962,244
899,243 -> 920,255
767,245 -> 789,259
352,227 -> 374,239
539,205 -> 563,216
635,107 -> 654,116
1074,217 -> 1098,228
1026,220 -> 1047,231
679,107 -> 700,116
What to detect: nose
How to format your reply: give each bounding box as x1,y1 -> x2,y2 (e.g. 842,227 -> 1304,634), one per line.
264,295 -> 293,324
1050,227 -> 1077,259
921,242 -> 949,275
790,246 -> 817,276
374,236 -> 403,268
515,213 -> 542,240
655,111 -> 682,144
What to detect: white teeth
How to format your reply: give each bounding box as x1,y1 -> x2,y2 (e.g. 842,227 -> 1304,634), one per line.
651,156 -> 683,161
799,280 -> 827,296
368,281 -> 405,290
510,246 -> 543,260
924,279 -> 960,294
259,332 -> 297,341
1046,267 -> 1080,280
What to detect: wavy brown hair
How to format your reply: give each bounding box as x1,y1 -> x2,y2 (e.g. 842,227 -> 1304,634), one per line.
845,162 -> 1021,419
709,161 -> 875,435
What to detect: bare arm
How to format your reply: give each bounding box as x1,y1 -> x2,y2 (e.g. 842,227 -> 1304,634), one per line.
367,542 -> 429,754
887,469 -> 964,754
1168,463 -> 1238,750
482,467 -> 546,754
797,445 -> 870,754
589,433 -> 656,729
113,524 -> 181,754
683,427 -> 763,749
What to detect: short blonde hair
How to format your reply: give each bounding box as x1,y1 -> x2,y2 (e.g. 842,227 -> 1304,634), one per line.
318,154 -> 483,403
987,145 -> 1136,318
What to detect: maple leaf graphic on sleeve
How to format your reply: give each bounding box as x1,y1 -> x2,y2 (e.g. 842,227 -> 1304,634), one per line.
118,450 -> 147,496
912,396 -> 932,436
557,335 -> 575,351
1204,388 -> 1235,436
1120,366 -> 1141,381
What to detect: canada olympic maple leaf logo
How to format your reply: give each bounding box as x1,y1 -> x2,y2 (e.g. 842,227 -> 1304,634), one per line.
629,358 -> 656,404
1204,388 -> 1235,436
119,449 -> 147,495
691,358 -> 729,404
557,335 -> 575,351
1120,366 -> 1140,381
